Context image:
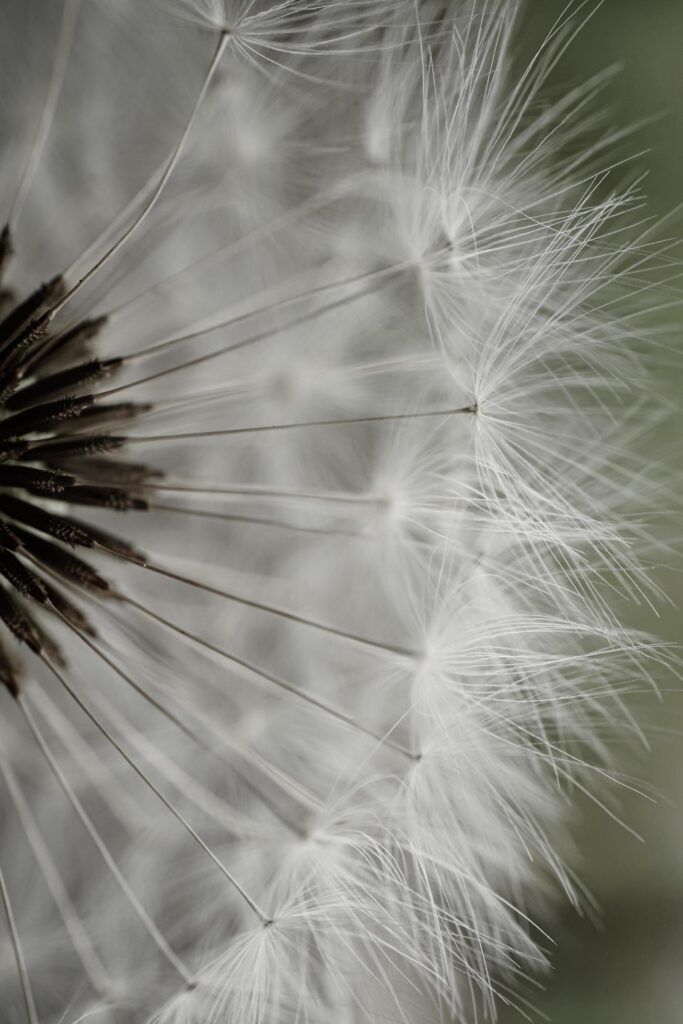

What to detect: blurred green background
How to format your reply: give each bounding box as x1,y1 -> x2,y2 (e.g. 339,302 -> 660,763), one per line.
498,3 -> 683,1023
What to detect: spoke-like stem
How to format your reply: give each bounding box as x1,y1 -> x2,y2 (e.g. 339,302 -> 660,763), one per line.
138,481 -> 374,504
14,548 -> 204,749
0,858 -> 38,1024
1,760 -> 111,997
85,686 -> 276,835
150,502 -> 360,537
62,160 -> 166,283
126,406 -> 474,443
141,351 -> 438,416
120,260 -> 407,364
23,562 -> 312,833
128,556 -> 417,658
48,30 -> 230,322
42,657 -> 272,925
72,616 -> 310,833
31,685 -> 146,832
16,693 -> 194,983
56,606 -> 203,745
95,286 -> 386,399
125,594 -> 417,760
8,0 -> 81,230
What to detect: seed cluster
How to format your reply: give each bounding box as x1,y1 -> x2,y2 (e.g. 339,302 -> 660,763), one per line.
0,224 -> 152,693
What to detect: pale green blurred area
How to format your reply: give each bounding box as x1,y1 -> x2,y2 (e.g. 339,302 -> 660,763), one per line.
498,3 -> 683,1023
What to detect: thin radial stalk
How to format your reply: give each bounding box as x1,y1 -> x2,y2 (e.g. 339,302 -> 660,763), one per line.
92,651 -> 310,832
127,556 -> 417,658
1,760 -> 111,997
52,605 -> 205,746
181,710 -> 323,823
41,577 -> 315,831
16,693 -> 194,984
87,606 -> 323,818
0,859 -> 38,1024
7,0 -> 81,229
221,737 -> 322,816
85,686 -> 282,835
99,173 -> 388,322
120,259 -> 408,364
10,549 -> 205,748
124,594 -> 417,760
73,621 -> 310,833
42,656 -> 272,925
94,286 -> 390,399
24,563 -> 313,832
48,30 -> 230,321
150,502 -> 360,537
137,481 -> 375,504
126,406 -> 475,443
30,685 -> 147,833
63,159 -> 166,282
145,352 -> 440,415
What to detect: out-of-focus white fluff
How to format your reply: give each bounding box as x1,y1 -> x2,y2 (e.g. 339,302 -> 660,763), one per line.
0,1 -> 673,1022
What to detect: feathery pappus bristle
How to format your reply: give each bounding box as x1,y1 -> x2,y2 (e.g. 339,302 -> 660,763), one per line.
0,1 -> 676,1022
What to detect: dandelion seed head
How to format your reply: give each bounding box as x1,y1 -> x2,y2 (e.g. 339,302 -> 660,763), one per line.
0,0 -> 675,1022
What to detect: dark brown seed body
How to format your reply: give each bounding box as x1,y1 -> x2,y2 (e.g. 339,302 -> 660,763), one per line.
0,230 -> 152,693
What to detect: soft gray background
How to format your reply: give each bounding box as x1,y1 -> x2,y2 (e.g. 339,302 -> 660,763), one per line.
500,3 -> 683,1022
